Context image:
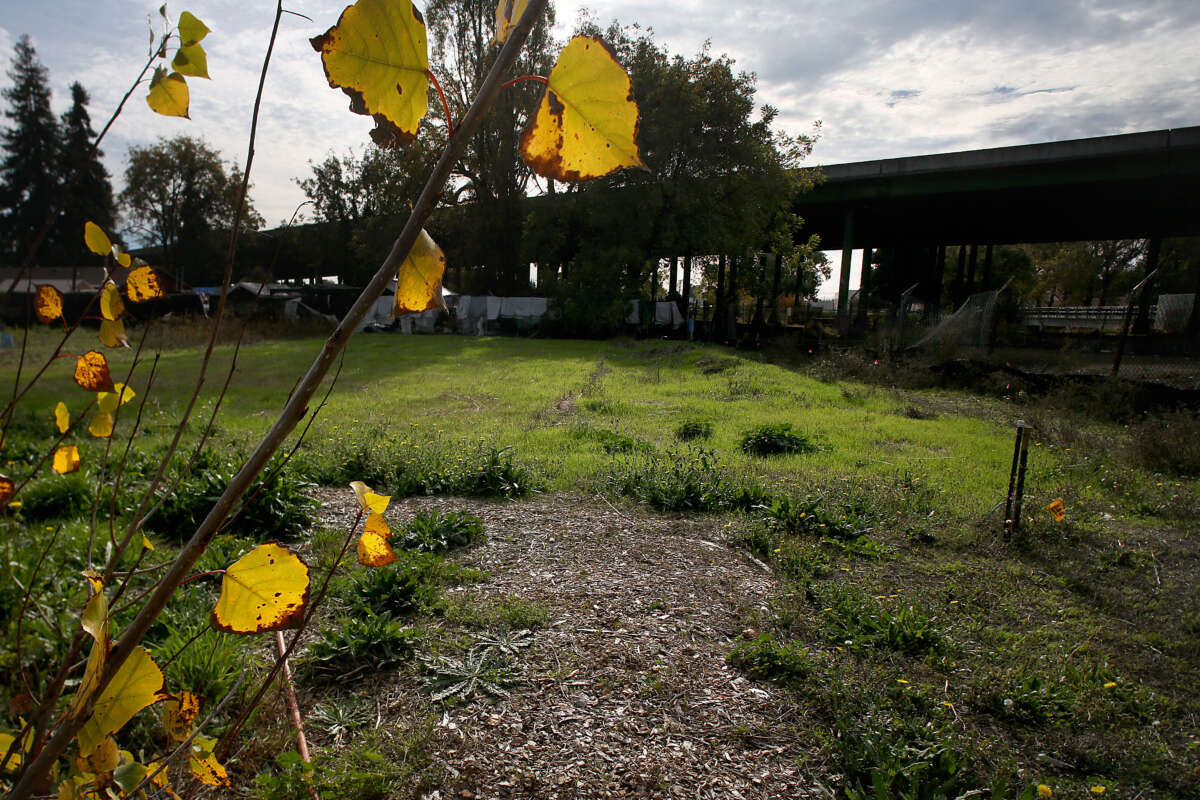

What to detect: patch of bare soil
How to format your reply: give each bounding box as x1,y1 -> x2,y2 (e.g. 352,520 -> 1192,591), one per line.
311,491 -> 821,799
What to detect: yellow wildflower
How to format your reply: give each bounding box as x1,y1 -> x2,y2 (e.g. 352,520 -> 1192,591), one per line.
1091,787 -> 1106,795
1037,786 -> 1052,798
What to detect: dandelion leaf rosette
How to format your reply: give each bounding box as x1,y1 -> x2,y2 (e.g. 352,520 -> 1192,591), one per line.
126,266 -> 167,302
76,646 -> 166,757
211,542 -> 310,634
35,285 -> 63,323
395,228 -> 448,315
520,35 -> 646,182
311,0 -> 430,148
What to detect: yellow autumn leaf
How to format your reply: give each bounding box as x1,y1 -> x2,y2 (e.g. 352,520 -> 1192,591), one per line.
98,318 -> 128,348
114,249 -> 132,269
163,691 -> 199,743
55,401 -> 70,433
88,411 -> 114,439
74,350 -> 115,392
53,446 -> 81,474
349,481 -> 391,514
520,35 -> 647,181
84,222 -> 112,257
0,475 -> 14,505
365,511 -> 391,538
494,0 -> 532,43
178,11 -> 211,46
96,383 -> 135,414
310,0 -> 429,147
35,284 -> 64,323
141,534 -> 155,551
0,729 -> 30,771
172,42 -> 209,79
189,734 -> 230,787
77,646 -> 166,757
99,282 -> 124,321
211,543 -> 310,634
68,584 -> 109,727
126,266 -> 167,302
357,529 -> 398,567
147,68 -> 189,118
395,228 -> 448,315
75,735 -> 119,774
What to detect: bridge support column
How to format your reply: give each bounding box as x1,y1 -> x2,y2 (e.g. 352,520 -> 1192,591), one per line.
983,244 -> 994,289
953,245 -> 967,306
855,244 -> 872,332
837,209 -> 855,334
1133,238 -> 1160,335
966,244 -> 979,295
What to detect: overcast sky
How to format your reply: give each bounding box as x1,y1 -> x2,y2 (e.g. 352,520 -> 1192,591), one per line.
4,0 -> 1199,292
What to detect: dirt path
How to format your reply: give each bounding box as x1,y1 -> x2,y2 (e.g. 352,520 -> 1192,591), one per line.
312,491 -> 821,799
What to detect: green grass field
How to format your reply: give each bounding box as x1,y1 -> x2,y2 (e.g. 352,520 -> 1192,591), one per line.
3,328 -> 1197,798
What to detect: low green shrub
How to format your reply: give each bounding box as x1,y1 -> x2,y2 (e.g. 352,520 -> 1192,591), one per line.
396,509 -> 485,554
674,418 -> 714,441
300,614 -> 418,682
604,447 -> 768,512
149,452 -> 315,542
17,473 -> 94,521
819,587 -> 943,656
728,633 -> 812,688
338,551 -> 483,618
568,426 -> 651,454
739,423 -> 819,456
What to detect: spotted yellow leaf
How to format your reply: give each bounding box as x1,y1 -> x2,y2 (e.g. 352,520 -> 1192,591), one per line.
84,222 -> 112,257
35,284 -> 64,323
99,282 -> 124,321
88,411 -> 114,439
55,401 -> 70,434
77,646 -> 165,757
494,0 -> 532,43
0,476 -> 14,505
97,383 -> 135,415
147,67 -> 189,118
75,735 -> 119,774
163,691 -> 199,743
395,228 -> 447,315
53,446 -> 81,474
74,350 -> 115,392
311,0 -> 429,147
126,266 -> 167,302
350,481 -> 390,514
178,11 -> 210,46
0,728 -> 31,772
521,35 -> 647,181
357,529 -> 398,567
189,734 -> 230,787
211,543 -> 310,634
98,318 -> 127,348
365,511 -> 391,538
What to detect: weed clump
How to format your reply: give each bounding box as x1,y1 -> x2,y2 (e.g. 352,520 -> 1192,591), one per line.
18,473 -> 94,520
396,509 -> 485,554
674,418 -> 714,441
727,633 -> 812,688
819,586 -> 942,656
301,614 -> 419,682
604,447 -> 768,512
739,423 -> 819,456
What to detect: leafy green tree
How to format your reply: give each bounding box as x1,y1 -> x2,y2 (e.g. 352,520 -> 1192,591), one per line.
121,135 -> 263,286
56,82 -> 115,264
0,35 -> 62,265
425,0 -> 558,292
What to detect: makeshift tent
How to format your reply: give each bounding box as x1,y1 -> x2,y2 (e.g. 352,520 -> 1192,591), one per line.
626,300 -> 685,329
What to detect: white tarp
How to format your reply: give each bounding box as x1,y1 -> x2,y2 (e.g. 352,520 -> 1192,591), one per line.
356,294 -> 395,331
625,300 -> 684,328
500,297 -> 548,318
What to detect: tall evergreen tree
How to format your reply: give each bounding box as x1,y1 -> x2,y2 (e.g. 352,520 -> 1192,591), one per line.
57,82 -> 115,265
0,35 -> 62,265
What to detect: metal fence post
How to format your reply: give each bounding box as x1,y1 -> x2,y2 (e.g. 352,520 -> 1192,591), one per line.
1003,420 -> 1026,539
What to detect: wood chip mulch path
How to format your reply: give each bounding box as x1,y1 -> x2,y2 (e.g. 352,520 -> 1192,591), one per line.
311,490 -> 824,799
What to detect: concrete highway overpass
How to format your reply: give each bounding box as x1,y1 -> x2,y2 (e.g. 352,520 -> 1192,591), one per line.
793,126 -> 1200,322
